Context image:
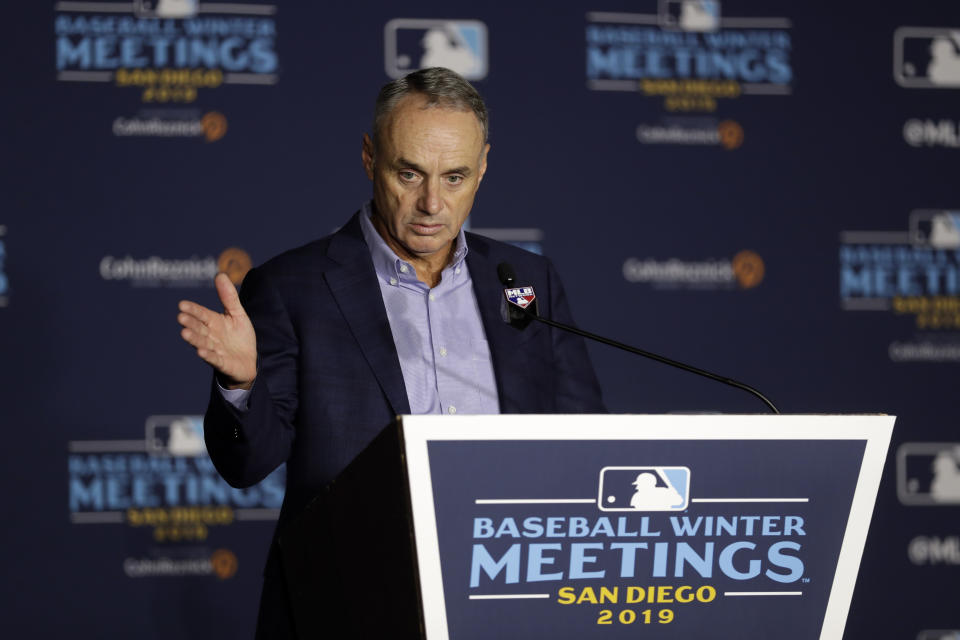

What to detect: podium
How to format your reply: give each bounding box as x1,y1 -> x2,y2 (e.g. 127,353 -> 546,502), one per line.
279,414 -> 893,639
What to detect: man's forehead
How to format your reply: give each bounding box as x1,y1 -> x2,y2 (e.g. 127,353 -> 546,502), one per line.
383,97 -> 484,140
380,109 -> 485,166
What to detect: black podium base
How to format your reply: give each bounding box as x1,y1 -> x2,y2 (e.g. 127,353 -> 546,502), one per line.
279,423 -> 425,639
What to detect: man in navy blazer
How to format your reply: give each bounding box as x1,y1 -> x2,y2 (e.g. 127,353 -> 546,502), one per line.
178,67 -> 603,637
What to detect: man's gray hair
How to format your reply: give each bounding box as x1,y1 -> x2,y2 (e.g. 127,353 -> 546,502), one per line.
372,67 -> 489,148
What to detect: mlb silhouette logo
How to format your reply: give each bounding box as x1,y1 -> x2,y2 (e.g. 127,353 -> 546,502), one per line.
504,286 -> 536,309
660,0 -> 721,32
146,415 -> 207,457
898,443 -> 960,505
911,210 -> 960,249
384,19 -> 488,80
894,27 -> 960,88
597,466 -> 690,512
134,0 -> 198,18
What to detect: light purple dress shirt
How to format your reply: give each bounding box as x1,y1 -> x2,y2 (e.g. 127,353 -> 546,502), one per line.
221,202 -> 500,416
358,202 -> 499,415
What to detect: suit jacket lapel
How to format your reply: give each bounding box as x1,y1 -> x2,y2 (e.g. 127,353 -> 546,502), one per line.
324,214 -> 411,416
466,235 -> 535,413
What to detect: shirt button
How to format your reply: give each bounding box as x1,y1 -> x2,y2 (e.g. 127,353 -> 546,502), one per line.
448,405 -> 457,415
455,267 -> 461,274
439,347 -> 447,357
389,277 -> 398,286
400,265 -> 409,273
429,293 -> 436,301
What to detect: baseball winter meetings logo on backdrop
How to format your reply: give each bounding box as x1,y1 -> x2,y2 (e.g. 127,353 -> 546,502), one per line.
585,0 -> 794,149
54,1 -> 280,140
840,210 -> 960,362
68,414 -> 283,579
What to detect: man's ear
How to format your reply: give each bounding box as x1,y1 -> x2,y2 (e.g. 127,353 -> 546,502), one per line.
477,142 -> 490,184
361,133 -> 376,180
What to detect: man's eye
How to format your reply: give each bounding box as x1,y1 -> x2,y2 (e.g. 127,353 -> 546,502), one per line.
446,175 -> 464,185
399,171 -> 417,181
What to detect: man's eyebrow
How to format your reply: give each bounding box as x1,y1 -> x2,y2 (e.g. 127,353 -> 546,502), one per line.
394,157 -> 472,176
395,157 -> 426,173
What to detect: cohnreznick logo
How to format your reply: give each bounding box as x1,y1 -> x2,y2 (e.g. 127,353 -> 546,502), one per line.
112,110 -> 227,141
99,247 -> 251,287
636,118 -> 744,149
623,249 -> 764,289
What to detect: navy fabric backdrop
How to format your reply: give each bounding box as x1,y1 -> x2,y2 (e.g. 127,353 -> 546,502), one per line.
2,1 -> 959,637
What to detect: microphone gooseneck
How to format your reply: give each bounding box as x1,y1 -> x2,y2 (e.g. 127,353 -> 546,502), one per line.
496,261 -> 780,414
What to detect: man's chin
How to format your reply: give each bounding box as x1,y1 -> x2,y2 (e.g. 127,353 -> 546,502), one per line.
403,236 -> 451,255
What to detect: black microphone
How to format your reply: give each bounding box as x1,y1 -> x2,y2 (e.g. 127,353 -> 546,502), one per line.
497,261 -> 780,414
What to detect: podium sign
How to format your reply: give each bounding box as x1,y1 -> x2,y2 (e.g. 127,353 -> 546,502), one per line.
400,414 -> 894,640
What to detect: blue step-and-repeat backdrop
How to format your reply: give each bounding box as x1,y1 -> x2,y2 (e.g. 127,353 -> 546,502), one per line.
2,1 -> 958,637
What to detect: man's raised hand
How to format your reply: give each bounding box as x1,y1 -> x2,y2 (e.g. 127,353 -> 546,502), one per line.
178,273 -> 257,389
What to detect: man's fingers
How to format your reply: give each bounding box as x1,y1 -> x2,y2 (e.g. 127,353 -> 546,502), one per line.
180,326 -> 218,351
178,299 -> 214,325
178,282 -> 255,386
215,273 -> 246,317
181,326 -> 226,369
177,312 -> 204,334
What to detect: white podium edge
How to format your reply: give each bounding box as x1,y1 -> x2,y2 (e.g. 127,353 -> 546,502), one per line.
399,413 -> 895,640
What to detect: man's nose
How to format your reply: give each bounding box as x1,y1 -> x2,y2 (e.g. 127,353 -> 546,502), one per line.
417,178 -> 443,215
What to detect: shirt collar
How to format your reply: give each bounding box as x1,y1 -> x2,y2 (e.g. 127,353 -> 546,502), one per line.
358,200 -> 469,285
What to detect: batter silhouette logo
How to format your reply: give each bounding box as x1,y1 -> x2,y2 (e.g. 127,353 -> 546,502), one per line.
660,0 -> 721,32
598,466 -> 690,511
895,27 -> 960,89
384,19 -> 488,80
146,415 -> 206,457
134,0 -> 198,18
897,442 -> 960,506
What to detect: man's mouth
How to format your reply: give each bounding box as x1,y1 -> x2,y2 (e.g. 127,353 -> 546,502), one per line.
410,222 -> 444,234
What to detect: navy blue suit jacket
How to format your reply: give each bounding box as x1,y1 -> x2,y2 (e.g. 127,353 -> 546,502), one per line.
203,211 -> 604,635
